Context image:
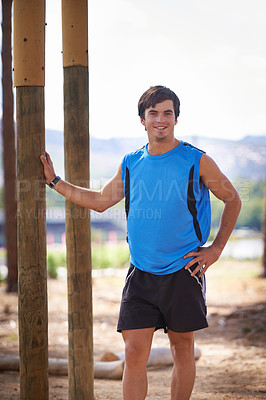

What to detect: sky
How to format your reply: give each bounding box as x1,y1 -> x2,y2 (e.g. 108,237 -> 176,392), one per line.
1,0 -> 266,140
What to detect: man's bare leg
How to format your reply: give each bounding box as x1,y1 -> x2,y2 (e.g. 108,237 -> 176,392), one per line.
122,328 -> 155,400
168,330 -> 195,400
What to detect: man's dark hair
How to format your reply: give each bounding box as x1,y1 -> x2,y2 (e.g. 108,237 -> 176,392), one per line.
138,85 -> 180,120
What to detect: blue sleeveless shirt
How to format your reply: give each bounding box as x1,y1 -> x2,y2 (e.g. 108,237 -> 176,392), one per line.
121,140 -> 211,275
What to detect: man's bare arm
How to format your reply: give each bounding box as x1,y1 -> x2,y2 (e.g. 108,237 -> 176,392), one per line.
40,152 -> 125,212
184,154 -> 241,276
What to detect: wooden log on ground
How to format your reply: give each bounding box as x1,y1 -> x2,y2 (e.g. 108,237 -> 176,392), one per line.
0,355 -> 124,380
0,354 -> 19,371
94,360 -> 124,380
114,345 -> 201,367
1,345 -> 201,380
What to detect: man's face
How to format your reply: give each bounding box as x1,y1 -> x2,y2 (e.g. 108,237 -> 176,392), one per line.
140,99 -> 177,142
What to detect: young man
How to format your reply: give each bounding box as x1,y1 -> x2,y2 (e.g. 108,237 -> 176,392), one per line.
41,86 -> 241,400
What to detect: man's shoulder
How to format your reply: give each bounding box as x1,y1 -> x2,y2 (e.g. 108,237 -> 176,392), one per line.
123,145 -> 146,162
182,141 -> 206,154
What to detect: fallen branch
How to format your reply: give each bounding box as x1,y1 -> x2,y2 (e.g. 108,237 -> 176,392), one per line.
104,344 -> 201,367
0,345 -> 201,381
0,355 -> 124,380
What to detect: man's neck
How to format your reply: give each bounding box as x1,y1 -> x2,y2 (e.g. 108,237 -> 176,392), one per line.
147,137 -> 180,155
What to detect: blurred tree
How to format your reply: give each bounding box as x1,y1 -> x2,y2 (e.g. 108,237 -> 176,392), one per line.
1,0 -> 18,292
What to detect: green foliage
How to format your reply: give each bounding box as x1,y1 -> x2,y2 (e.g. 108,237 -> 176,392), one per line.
8,333 -> 18,341
234,179 -> 264,231
92,244 -> 130,269
46,244 -> 129,276
235,179 -> 264,199
210,195 -> 224,230
236,197 -> 264,230
47,251 -> 66,279
210,179 -> 265,231
47,253 -> 58,279
0,266 -> 8,282
0,248 -> 7,258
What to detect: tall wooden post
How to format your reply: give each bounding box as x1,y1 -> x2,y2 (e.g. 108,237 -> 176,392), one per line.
1,0 -> 18,293
62,1 -> 93,399
13,1 -> 48,399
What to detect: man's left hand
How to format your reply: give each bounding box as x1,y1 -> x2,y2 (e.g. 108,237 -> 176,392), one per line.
183,245 -> 222,277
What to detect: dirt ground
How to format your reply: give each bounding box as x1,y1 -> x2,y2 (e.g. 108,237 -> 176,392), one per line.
0,259 -> 266,400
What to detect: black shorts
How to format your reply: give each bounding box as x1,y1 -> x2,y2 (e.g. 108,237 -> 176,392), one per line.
117,263 -> 208,333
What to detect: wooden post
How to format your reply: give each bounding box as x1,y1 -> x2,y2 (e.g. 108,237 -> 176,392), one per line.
62,1 -> 93,399
13,1 -> 48,399
1,0 -> 18,293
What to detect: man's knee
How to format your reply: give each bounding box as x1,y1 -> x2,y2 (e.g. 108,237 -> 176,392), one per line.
168,331 -> 195,362
124,337 -> 154,368
124,342 -> 146,367
122,328 -> 154,369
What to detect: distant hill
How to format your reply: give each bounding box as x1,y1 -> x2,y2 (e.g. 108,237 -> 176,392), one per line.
45,130 -> 266,182
0,125 -> 265,183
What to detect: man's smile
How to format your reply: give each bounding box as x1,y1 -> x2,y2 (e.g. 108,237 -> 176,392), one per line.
154,126 -> 167,130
